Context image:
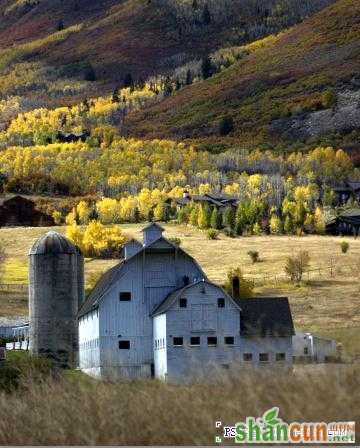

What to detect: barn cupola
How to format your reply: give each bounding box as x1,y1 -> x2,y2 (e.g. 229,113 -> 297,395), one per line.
142,222 -> 165,246
124,239 -> 143,259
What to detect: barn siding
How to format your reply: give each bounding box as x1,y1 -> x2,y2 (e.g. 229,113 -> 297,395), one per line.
78,309 -> 100,374
97,247 -> 204,378
160,282 -> 242,381
153,314 -> 167,379
241,336 -> 293,366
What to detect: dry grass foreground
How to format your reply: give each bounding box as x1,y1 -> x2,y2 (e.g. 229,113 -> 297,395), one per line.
0,224 -> 359,354
0,363 -> 359,445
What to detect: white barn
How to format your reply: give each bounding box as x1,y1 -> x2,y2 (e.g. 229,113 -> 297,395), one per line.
78,223 -> 295,381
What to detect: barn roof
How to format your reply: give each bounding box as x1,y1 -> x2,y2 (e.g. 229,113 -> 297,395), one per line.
0,195 -> 34,207
234,297 -> 295,337
78,233 -> 207,318
151,280 -> 241,317
78,261 -> 125,317
29,231 -> 82,255
141,222 -> 165,232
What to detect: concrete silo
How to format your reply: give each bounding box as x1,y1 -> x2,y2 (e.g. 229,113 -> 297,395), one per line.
29,231 -> 84,368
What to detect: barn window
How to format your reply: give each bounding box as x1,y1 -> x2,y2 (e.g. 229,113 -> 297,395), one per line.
119,340 -> 130,349
119,292 -> 131,301
259,353 -> 269,362
218,298 -> 225,308
173,337 -> 183,346
179,298 -> 187,308
207,337 -> 217,346
304,347 -> 309,355
243,353 -> 252,361
224,336 -> 234,345
190,337 -> 200,346
276,353 -> 286,361
183,275 -> 190,286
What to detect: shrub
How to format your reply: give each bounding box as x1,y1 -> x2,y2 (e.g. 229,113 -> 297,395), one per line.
224,267 -> 254,298
247,250 -> 260,263
269,214 -> 282,234
0,353 -> 53,393
168,237 -> 182,247
340,241 -> 349,254
284,251 -> 310,283
219,116 -> 234,136
207,229 -> 219,240
223,226 -> 236,238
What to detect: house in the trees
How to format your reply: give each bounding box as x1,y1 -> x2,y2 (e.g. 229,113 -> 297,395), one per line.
78,223 -> 295,381
326,209 -> 360,236
333,181 -> 360,205
175,191 -> 239,212
56,131 -> 90,143
0,195 -> 55,227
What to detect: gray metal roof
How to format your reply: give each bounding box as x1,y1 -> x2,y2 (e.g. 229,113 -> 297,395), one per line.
29,231 -> 82,255
235,297 -> 295,337
151,280 -> 241,317
78,233 -> 208,318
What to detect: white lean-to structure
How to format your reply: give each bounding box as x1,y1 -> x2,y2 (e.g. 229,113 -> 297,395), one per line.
77,223 -> 295,380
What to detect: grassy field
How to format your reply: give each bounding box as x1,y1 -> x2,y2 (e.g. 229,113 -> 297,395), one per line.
0,224 -> 359,356
0,352 -> 359,445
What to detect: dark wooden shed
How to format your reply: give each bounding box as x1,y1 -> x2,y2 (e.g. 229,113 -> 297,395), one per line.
0,196 -> 55,227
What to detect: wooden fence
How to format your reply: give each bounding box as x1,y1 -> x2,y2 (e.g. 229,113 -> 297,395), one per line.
245,261 -> 360,287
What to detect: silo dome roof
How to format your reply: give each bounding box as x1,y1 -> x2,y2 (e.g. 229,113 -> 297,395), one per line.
29,231 -> 82,255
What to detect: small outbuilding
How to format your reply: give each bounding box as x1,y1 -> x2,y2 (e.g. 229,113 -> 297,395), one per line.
292,332 -> 338,363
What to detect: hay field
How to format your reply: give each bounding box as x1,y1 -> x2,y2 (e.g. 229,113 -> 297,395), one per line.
0,224 -> 359,355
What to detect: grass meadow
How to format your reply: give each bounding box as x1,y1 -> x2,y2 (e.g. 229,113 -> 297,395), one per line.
0,224 -> 360,356
0,352 -> 359,445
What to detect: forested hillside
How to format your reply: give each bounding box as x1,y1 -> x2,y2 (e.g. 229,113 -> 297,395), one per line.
0,0 -> 335,108
126,0 -> 360,156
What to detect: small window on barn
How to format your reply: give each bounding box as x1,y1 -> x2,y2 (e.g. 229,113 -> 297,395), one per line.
304,347 -> 309,355
179,298 -> 187,308
218,298 -> 225,308
225,336 -> 234,345
243,353 -> 252,361
173,337 -> 183,346
119,292 -> 131,302
276,353 -> 286,361
259,353 -> 269,362
190,337 -> 200,346
207,337 -> 217,346
119,340 -> 130,350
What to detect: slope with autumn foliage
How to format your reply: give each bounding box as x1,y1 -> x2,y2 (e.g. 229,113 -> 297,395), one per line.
0,0 -> 335,107
126,0 -> 360,156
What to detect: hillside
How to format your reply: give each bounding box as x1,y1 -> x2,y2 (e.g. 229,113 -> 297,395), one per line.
0,0 -> 335,107
126,0 -> 360,155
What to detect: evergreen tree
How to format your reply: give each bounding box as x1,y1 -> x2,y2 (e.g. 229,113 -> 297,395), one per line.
210,207 -> 222,230
222,206 -> 235,230
185,69 -> 193,85
123,73 -> 133,88
84,64 -> 96,82
284,215 -> 293,234
201,56 -> 213,79
189,206 -> 199,226
57,19 -> 64,31
219,116 -> 234,136
202,3 -> 211,25
112,87 -> 120,103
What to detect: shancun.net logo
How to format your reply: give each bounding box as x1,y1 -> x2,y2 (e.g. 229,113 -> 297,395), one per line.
215,407 -> 355,444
